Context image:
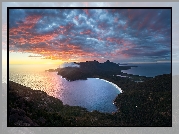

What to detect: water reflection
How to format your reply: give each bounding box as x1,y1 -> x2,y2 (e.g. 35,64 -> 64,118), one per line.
9,64 -> 121,113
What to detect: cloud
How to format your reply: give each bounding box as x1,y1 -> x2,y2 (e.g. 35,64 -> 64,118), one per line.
9,8 -> 171,62
28,55 -> 42,57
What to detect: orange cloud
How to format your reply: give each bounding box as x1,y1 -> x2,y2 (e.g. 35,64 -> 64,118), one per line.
80,30 -> 91,35
9,15 -> 59,47
106,37 -> 126,45
10,15 -> 41,35
9,14 -> 134,63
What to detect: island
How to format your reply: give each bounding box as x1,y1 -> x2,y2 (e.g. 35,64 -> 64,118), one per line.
8,60 -> 171,126
57,60 -> 150,82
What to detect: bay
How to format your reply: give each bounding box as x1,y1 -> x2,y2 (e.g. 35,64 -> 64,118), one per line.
9,64 -> 121,113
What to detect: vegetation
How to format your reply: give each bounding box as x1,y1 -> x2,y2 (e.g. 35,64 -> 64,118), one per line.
8,73 -> 171,126
58,60 -> 151,82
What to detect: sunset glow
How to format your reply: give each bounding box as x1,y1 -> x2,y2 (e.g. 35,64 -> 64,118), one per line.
9,8 -> 171,64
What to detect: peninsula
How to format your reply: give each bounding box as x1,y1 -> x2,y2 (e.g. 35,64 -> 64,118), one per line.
57,60 -> 149,82
8,60 -> 171,126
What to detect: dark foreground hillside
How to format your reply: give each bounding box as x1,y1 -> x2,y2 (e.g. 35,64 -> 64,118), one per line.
8,73 -> 171,126
114,74 -> 172,126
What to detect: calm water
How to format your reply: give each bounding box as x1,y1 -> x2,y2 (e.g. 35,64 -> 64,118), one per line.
9,64 -> 121,113
122,63 -> 171,77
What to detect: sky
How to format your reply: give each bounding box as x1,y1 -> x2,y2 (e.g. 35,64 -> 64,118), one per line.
8,7 -> 171,64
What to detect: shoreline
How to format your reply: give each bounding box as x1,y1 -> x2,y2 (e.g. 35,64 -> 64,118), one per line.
8,80 -> 120,126
9,77 -> 122,113
8,73 -> 171,126
94,78 -> 123,93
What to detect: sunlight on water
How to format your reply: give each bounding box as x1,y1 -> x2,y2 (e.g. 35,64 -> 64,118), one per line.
9,64 -> 59,72
9,64 -> 121,113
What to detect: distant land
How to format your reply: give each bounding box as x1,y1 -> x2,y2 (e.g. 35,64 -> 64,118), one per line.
56,60 -> 149,82
8,60 -> 171,126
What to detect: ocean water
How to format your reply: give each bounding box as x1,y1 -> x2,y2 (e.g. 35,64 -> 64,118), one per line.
121,63 -> 171,77
9,64 -> 121,113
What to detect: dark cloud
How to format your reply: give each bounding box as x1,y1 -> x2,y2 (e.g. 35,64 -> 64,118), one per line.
9,9 -> 26,28
9,8 -> 171,62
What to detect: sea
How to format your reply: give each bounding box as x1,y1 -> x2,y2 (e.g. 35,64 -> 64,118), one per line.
5,62 -> 174,113
121,63 -> 172,77
8,64 -> 121,113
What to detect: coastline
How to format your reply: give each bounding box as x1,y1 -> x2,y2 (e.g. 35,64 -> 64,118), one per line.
94,78 -> 123,93
8,73 -> 171,126
8,80 -> 120,126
